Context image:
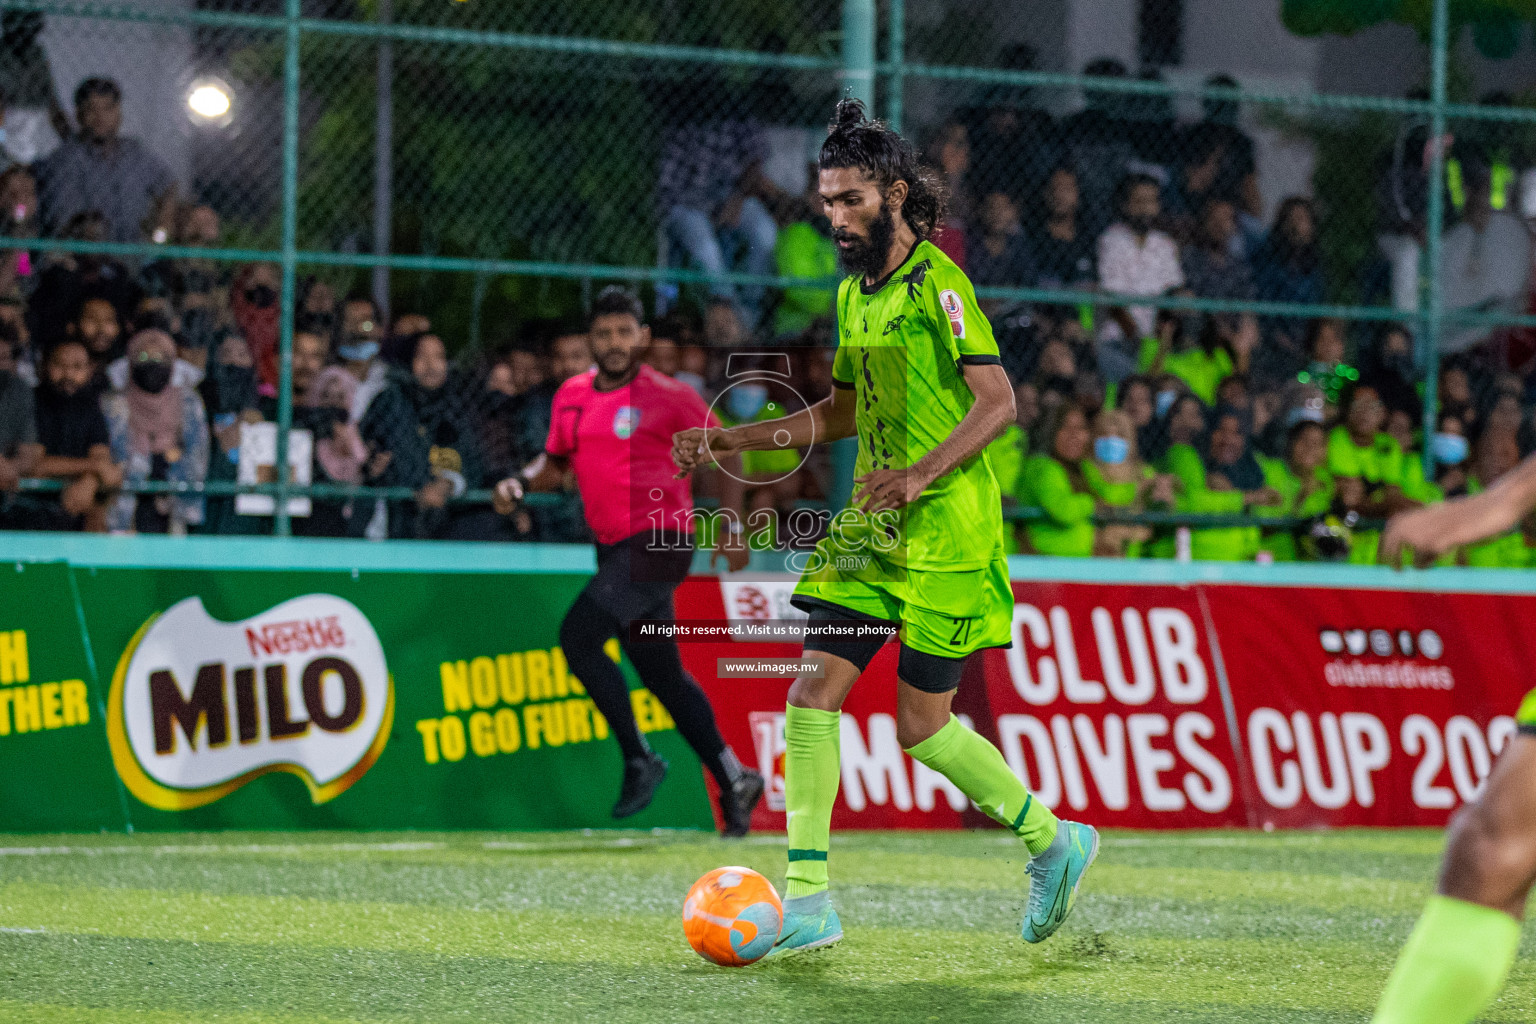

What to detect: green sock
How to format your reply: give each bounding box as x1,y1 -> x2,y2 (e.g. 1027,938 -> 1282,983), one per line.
1373,895 -> 1521,1024
783,703 -> 841,898
906,714 -> 1059,856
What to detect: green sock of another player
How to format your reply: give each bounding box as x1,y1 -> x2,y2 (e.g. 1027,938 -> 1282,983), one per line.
906,714 -> 1059,856
1372,895 -> 1520,1024
783,704 -> 842,898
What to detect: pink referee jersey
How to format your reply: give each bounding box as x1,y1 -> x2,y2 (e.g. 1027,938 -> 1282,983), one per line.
544,364 -> 721,546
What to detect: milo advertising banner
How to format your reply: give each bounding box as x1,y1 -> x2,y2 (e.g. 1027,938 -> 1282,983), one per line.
1,554 -> 713,832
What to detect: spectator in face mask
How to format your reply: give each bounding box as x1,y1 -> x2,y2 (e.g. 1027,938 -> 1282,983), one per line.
231,263 -> 280,395
293,365 -> 368,538
31,337 -> 120,530
717,376 -> 802,548
338,293 -> 388,424
1084,406 -> 1174,558
101,328 -> 209,533
1427,413 -> 1471,500
200,332 -> 269,537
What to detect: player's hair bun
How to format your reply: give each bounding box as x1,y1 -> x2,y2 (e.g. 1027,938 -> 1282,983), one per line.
830,97 -> 868,133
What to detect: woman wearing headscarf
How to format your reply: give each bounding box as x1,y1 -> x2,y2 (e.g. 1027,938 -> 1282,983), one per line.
361,331 -> 488,539
101,328 -> 209,533
295,364 -> 369,538
1167,404 -> 1278,561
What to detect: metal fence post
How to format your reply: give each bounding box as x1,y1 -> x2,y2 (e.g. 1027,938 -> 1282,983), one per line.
830,0 -> 876,514
373,0 -> 394,322
1420,0 -> 1449,480
273,0 -> 301,537
842,0 -> 876,107
886,0 -> 904,131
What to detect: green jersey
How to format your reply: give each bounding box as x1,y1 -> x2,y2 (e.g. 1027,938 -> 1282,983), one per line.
831,239 -> 1003,571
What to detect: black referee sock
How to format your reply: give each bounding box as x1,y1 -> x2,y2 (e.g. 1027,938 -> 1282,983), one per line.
622,635 -> 739,791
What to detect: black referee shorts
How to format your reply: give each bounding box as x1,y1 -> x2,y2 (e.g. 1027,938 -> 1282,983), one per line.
583,529 -> 694,627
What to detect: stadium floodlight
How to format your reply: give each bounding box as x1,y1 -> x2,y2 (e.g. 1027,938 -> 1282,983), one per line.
187,79 -> 233,124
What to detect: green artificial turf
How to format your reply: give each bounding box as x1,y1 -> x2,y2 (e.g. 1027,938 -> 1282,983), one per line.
0,828 -> 1531,1022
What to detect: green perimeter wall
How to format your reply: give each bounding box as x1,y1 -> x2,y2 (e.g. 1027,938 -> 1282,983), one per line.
1,532 -> 1533,833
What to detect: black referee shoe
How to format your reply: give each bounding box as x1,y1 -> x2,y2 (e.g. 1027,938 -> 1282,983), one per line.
613,754 -> 668,819
719,769 -> 766,838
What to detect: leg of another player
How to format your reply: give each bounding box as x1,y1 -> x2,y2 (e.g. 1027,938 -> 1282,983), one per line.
618,632 -> 764,836
558,591 -> 664,818
768,651 -> 865,956
1372,733 -> 1536,1024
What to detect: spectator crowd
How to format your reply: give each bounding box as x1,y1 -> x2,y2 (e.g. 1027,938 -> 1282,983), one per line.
3,60 -> 1536,566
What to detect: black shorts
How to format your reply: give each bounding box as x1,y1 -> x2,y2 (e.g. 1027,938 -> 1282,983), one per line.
584,529 -> 694,627
798,598 -> 971,694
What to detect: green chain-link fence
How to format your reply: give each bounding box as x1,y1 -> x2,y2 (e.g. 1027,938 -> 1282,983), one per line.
3,0 -> 1535,556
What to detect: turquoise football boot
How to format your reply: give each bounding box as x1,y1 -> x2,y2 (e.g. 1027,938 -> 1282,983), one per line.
767,891 -> 843,958
1020,820 -> 1099,943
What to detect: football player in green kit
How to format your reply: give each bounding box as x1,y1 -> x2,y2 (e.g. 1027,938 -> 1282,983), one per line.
1372,457 -> 1536,1024
672,100 -> 1098,956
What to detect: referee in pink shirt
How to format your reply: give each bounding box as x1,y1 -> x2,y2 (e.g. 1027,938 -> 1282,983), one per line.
494,287 -> 764,834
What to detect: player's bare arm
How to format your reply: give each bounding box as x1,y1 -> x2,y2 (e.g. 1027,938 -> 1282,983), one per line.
852,361 -> 1015,513
1380,451 -> 1536,567
671,385 -> 857,478
708,451 -> 751,573
492,452 -> 569,515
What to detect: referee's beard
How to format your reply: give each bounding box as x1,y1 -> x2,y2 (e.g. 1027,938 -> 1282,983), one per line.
834,200 -> 897,280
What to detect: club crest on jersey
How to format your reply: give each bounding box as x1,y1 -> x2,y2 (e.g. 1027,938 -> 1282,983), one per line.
940,289 -> 966,339
613,405 -> 640,439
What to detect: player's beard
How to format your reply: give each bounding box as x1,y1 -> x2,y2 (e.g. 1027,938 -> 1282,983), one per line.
835,201 -> 897,279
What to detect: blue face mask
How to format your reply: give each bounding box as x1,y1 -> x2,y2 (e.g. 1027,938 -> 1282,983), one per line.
725,383 -> 768,421
1155,389 -> 1179,419
1431,432 -> 1469,466
1094,435 -> 1130,465
337,340 -> 379,363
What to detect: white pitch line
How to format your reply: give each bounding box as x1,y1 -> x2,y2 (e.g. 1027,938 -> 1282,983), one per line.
0,927 -> 45,933
0,841 -> 448,857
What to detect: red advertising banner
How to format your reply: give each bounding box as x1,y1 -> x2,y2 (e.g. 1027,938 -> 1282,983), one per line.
678,574 -> 1534,833
1204,585 -> 1527,829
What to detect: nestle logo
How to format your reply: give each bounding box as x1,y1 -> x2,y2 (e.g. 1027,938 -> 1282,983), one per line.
246,616 -> 346,658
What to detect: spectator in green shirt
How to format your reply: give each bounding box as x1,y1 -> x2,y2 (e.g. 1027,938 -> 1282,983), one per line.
1254,420 -> 1334,561
1084,406 -> 1174,557
1154,398 -> 1274,560
989,381 -> 1039,554
1188,406 -> 1279,560
773,214 -> 837,338
1328,382 -> 1420,564
1139,310 -> 1258,407
1462,427 -> 1526,567
1018,401 -> 1096,557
